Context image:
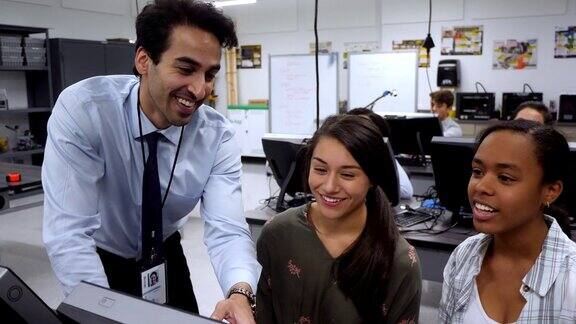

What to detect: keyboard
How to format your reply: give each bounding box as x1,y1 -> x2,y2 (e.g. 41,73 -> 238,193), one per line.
394,208 -> 436,227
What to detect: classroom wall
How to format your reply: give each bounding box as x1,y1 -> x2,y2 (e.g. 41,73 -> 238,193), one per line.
217,0 -> 576,115
0,0 -> 137,40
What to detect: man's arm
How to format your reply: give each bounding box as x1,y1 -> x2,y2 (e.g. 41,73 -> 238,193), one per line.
42,94 -> 107,295
201,127 -> 260,322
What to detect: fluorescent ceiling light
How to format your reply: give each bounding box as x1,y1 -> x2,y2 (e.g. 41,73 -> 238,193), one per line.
213,0 -> 256,8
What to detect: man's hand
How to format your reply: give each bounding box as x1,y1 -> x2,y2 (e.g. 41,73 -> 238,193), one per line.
211,293 -> 255,324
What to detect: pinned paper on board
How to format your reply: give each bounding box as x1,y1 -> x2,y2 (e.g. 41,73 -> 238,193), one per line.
441,25 -> 483,55
236,45 -> 261,69
555,26 -> 576,58
493,39 -> 537,70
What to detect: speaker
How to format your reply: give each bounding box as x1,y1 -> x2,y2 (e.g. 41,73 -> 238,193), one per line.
437,60 -> 459,87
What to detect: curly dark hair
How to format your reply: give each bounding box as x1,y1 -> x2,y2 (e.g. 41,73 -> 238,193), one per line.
133,0 -> 238,76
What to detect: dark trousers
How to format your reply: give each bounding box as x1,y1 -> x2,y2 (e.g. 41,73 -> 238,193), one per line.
96,232 -> 199,313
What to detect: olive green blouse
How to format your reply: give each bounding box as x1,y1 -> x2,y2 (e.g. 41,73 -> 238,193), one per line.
256,204 -> 422,323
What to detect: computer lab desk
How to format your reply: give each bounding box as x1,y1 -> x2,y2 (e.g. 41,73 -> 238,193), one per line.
245,204 -> 475,282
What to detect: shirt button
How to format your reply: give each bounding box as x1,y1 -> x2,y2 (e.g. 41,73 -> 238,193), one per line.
522,285 -> 530,292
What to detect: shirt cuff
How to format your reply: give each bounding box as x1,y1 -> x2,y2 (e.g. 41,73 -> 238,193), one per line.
222,267 -> 260,296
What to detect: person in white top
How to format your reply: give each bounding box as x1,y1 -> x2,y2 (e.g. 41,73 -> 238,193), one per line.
430,90 -> 462,137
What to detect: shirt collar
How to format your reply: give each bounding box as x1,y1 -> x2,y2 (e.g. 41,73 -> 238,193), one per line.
128,82 -> 181,145
453,233 -> 491,311
523,215 -> 573,297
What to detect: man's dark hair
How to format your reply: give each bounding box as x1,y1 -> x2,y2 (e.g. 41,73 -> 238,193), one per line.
430,90 -> 454,108
512,101 -> 553,125
133,0 -> 238,76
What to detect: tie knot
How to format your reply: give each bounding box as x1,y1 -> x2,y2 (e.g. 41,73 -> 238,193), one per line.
144,132 -> 162,146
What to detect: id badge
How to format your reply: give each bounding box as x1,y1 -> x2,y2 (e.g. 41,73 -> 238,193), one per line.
140,263 -> 167,304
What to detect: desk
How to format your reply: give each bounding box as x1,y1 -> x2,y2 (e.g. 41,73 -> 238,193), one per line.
0,162 -> 42,210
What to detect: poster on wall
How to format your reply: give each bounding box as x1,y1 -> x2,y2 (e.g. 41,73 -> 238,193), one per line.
493,39 -> 537,70
392,39 -> 429,67
309,41 -> 332,54
342,41 -> 380,69
236,45 -> 261,69
555,26 -> 576,58
441,25 -> 483,55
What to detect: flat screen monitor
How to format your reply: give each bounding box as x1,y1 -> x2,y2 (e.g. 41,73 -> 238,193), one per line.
501,92 -> 543,120
57,281 -> 218,323
261,133 -> 310,212
430,136 -> 476,226
456,92 -> 496,120
0,266 -> 62,323
559,95 -> 576,122
385,117 -> 443,158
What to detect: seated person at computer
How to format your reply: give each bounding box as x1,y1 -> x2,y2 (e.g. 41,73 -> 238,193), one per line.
347,108 -> 414,199
438,120 -> 576,323
430,90 -> 462,137
256,115 -> 422,323
513,101 -> 553,125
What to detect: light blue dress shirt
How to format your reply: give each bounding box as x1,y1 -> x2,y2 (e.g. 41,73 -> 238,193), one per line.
42,75 -> 260,296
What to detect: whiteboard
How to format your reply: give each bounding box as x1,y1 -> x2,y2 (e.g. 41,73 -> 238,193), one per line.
269,53 -> 338,135
348,52 -> 418,113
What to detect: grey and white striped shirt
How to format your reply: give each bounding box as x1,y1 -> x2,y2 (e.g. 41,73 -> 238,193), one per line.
438,215 -> 576,323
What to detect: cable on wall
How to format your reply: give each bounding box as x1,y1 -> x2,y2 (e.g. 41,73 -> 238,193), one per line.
475,82 -> 488,93
314,0 -> 320,130
423,0 -> 434,93
523,83 -> 535,93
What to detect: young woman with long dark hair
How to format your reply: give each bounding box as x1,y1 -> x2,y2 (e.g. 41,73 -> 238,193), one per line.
256,115 -> 421,323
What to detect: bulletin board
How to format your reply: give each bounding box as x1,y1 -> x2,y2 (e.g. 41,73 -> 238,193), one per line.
269,53 -> 339,135
348,52 -> 418,113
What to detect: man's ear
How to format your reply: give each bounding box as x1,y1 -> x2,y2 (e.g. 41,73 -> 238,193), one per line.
134,46 -> 150,76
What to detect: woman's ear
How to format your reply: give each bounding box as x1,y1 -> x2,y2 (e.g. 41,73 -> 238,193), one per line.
134,47 -> 150,76
542,180 -> 563,206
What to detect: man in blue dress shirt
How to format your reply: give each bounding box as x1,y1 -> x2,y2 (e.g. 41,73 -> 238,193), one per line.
42,1 -> 259,322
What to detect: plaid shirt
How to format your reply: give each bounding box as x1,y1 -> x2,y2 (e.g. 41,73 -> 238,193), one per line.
438,215 -> 576,323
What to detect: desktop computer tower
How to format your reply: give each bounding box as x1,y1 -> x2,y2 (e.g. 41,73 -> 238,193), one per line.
559,95 -> 576,122
456,92 -> 496,120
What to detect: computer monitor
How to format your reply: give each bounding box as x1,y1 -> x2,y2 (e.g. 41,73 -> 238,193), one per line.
57,281 -> 218,323
456,92 -> 496,120
430,136 -> 476,226
559,95 -> 576,122
261,134 -> 400,209
261,133 -> 309,212
0,266 -> 62,323
385,117 -> 443,161
501,92 -> 543,120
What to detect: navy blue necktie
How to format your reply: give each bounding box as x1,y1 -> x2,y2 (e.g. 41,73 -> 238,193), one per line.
141,132 -> 164,267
